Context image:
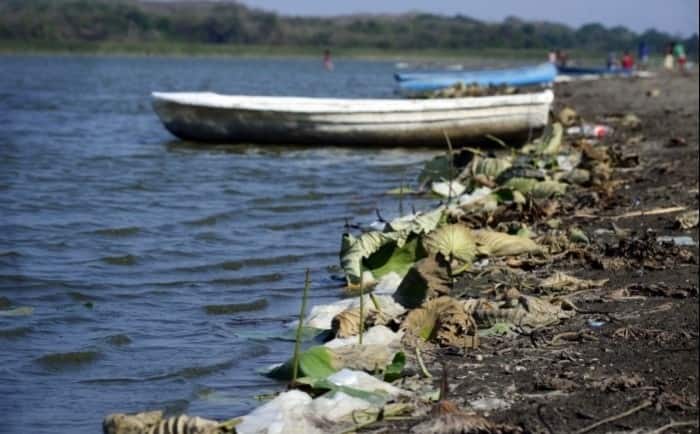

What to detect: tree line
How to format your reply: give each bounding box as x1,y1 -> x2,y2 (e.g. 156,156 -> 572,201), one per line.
0,0 -> 697,56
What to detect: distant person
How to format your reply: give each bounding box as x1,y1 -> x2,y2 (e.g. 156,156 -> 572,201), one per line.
637,41 -> 649,68
323,49 -> 334,71
555,49 -> 568,67
621,50 -> 635,70
664,43 -> 675,70
673,41 -> 687,73
548,50 -> 557,63
606,51 -> 617,70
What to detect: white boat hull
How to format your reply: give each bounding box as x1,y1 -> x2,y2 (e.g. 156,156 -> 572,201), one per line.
152,90 -> 554,146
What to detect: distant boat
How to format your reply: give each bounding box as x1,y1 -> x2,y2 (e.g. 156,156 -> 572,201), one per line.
152,90 -> 554,146
554,66 -> 653,82
556,65 -> 617,75
394,63 -> 558,94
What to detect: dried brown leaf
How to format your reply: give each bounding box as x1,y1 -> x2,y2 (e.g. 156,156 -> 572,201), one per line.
539,272 -> 608,292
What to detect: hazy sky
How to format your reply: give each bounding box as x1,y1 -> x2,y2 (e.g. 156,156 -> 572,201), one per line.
238,0 -> 699,37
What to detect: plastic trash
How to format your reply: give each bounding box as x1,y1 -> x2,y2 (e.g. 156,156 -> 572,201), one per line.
237,390 -> 320,434
299,298 -> 356,330
373,272 -> 403,295
327,369 -> 407,397
307,391 -> 376,424
469,397 -> 511,411
368,220 -> 387,231
587,318 -> 607,328
457,187 -> 492,207
324,325 -> 404,349
295,295 -> 405,330
432,180 -> 466,198
566,124 -> 613,138
556,153 -> 582,172
657,235 -> 696,246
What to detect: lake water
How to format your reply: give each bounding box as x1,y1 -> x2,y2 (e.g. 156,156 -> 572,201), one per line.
0,55 -> 441,433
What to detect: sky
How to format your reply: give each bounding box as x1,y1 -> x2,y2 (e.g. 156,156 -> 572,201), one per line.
236,0 -> 699,37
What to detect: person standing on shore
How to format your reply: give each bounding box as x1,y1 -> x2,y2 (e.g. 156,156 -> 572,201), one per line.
664,43 -> 675,70
621,50 -> 635,71
673,41 -> 687,73
637,41 -> 649,69
555,49 -> 569,67
323,49 -> 334,71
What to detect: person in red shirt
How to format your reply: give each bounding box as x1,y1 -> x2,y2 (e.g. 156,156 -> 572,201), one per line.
621,51 -> 635,70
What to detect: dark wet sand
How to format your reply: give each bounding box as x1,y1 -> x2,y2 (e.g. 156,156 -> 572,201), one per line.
383,70 -> 699,433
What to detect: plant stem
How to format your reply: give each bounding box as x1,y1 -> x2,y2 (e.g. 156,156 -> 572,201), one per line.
359,274 -> 365,345
416,347 -> 432,378
369,292 -> 381,311
291,269 -> 311,384
399,169 -> 405,217
443,130 -> 455,204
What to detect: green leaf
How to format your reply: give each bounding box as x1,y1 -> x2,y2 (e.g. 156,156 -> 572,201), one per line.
418,155 -> 451,185
492,188 -> 516,203
364,235 -> 425,281
340,231 -> 399,285
383,352 -> 406,382
266,346 -> 338,381
471,156 -> 512,178
538,122 -> 563,155
341,209 -> 443,285
423,224 -> 476,264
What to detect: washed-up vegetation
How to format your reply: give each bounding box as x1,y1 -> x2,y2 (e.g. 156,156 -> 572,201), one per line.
102,75 -> 699,433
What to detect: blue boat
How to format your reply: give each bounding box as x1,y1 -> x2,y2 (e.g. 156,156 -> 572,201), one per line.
395,63 -> 558,93
556,65 -> 631,76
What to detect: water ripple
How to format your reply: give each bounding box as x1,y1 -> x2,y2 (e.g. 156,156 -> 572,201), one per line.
0,55 -> 439,433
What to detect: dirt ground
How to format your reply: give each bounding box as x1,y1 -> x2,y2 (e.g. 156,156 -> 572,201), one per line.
377,71 -> 699,433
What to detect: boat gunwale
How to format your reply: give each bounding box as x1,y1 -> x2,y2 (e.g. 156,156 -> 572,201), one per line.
151,90 -> 554,115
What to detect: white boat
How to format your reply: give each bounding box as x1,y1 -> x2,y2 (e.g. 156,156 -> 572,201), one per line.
151,90 -> 554,146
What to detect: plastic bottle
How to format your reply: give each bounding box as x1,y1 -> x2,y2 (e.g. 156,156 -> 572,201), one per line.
566,124 -> 613,138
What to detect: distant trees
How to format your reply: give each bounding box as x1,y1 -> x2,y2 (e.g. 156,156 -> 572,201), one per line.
0,0 -> 696,57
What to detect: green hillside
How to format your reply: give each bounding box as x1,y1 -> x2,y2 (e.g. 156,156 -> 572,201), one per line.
0,0 -> 696,57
